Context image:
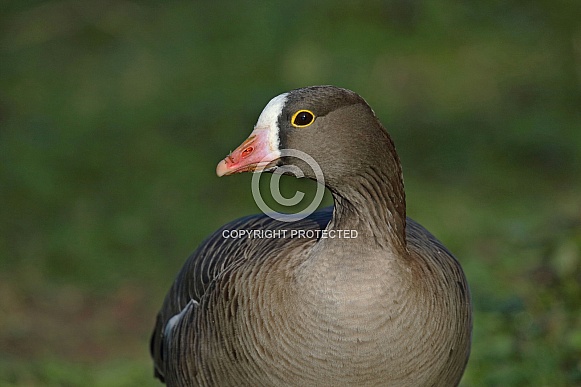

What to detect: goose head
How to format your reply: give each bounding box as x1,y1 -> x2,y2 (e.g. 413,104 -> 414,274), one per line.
216,86 -> 401,191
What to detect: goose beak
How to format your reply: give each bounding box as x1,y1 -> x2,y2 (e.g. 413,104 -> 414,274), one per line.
216,128 -> 280,177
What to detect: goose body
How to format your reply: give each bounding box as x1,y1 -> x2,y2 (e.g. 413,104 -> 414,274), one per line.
150,86 -> 472,386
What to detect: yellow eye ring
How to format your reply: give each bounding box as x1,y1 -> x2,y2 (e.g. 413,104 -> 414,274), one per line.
291,110 -> 316,128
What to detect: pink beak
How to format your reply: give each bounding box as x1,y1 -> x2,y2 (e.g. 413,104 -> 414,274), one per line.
216,128 -> 279,177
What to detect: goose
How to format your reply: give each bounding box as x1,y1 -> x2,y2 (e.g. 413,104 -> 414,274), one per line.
150,86 -> 472,386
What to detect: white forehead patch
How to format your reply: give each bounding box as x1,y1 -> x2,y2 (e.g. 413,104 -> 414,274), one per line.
255,92 -> 288,150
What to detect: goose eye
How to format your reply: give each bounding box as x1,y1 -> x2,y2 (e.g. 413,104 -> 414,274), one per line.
291,110 -> 315,128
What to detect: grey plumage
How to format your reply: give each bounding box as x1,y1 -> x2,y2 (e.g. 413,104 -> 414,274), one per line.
150,86 -> 472,386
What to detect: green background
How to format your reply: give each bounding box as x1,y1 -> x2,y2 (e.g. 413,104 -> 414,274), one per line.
1,1 -> 580,385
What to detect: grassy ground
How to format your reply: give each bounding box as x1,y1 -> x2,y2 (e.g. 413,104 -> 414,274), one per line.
1,1 -> 580,386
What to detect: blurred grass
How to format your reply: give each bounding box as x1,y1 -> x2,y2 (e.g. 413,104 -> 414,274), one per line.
1,0 -> 580,386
